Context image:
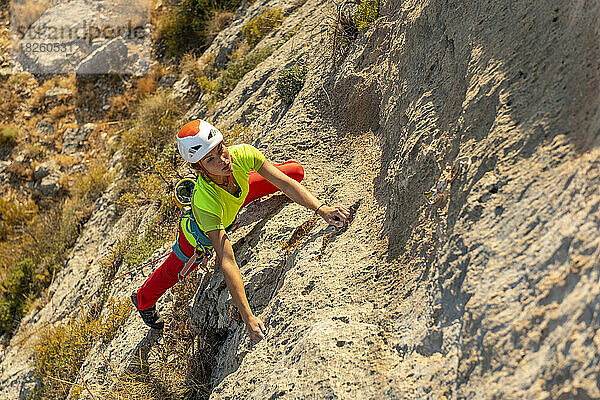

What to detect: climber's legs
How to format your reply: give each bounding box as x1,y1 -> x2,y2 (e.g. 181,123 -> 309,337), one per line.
136,226 -> 197,311
243,160 -> 304,207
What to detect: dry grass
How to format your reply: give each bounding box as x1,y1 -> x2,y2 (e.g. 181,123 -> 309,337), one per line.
30,74 -> 76,110
6,160 -> 33,180
0,189 -> 38,241
32,297 -> 132,400
47,104 -> 74,122
135,64 -> 168,98
0,157 -> 114,335
120,90 -> 183,174
53,154 -> 80,168
24,143 -> 47,161
206,9 -> 234,38
69,161 -> 115,205
106,94 -> 132,120
6,72 -> 37,89
179,52 -> 215,80
228,41 -> 251,62
10,0 -> 52,32
0,79 -> 23,124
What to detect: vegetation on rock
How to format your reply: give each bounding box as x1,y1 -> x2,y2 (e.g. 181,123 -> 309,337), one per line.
241,7 -> 285,47
276,64 -> 308,105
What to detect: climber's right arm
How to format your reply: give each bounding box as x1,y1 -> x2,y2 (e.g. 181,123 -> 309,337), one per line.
207,228 -> 266,341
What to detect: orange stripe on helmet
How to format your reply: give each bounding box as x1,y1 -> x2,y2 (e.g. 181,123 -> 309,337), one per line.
177,120 -> 201,138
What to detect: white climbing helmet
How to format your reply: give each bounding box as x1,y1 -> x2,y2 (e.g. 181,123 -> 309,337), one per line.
176,119 -> 224,163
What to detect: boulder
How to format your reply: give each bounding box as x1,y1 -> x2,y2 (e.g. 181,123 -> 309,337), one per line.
12,0 -> 95,74
75,38 -> 128,76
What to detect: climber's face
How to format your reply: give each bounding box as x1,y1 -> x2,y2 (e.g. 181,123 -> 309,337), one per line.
200,141 -> 233,176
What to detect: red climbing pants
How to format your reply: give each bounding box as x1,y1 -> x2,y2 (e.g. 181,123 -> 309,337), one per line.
136,160 -> 304,310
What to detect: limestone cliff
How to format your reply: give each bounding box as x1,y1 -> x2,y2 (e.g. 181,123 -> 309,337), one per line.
1,0 -> 599,399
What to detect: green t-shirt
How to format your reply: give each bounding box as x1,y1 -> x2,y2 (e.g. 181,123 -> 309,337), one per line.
191,143 -> 266,233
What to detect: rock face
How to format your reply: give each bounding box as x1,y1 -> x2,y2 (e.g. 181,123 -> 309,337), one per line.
1,0 -> 600,399
186,0 -> 600,398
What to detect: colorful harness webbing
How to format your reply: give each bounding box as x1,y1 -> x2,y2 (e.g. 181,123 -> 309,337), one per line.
172,208 -> 238,263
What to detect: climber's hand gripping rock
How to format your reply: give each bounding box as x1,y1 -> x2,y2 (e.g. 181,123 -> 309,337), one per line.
318,204 -> 351,227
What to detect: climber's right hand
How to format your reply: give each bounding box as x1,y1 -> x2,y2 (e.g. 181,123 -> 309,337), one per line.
245,314 -> 266,341
318,204 -> 351,227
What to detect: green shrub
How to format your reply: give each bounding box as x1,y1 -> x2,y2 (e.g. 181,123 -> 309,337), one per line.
24,143 -> 46,160
242,8 -> 285,47
0,259 -> 34,334
219,47 -> 274,93
158,0 -> 242,58
70,162 -> 114,207
330,0 -> 378,53
276,64 -> 308,105
158,0 -> 211,58
354,0 -> 379,31
0,126 -> 18,143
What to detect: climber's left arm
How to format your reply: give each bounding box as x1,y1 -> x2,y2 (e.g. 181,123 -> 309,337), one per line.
257,159 -> 350,227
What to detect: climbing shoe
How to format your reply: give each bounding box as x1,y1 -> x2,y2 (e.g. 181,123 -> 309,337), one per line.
131,292 -> 164,330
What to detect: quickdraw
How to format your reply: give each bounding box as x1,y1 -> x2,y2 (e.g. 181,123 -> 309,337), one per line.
177,242 -> 212,283
424,156 -> 471,205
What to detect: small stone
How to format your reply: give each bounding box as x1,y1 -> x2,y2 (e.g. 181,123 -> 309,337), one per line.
62,123 -> 97,154
33,160 -> 59,181
38,172 -> 61,196
158,73 -> 177,89
45,87 -> 72,99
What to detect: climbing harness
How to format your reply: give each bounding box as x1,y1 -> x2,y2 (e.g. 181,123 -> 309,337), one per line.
172,176 -> 243,282
424,156 -> 471,205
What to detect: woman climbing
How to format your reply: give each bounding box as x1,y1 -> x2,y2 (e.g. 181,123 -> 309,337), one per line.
131,119 -> 350,341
